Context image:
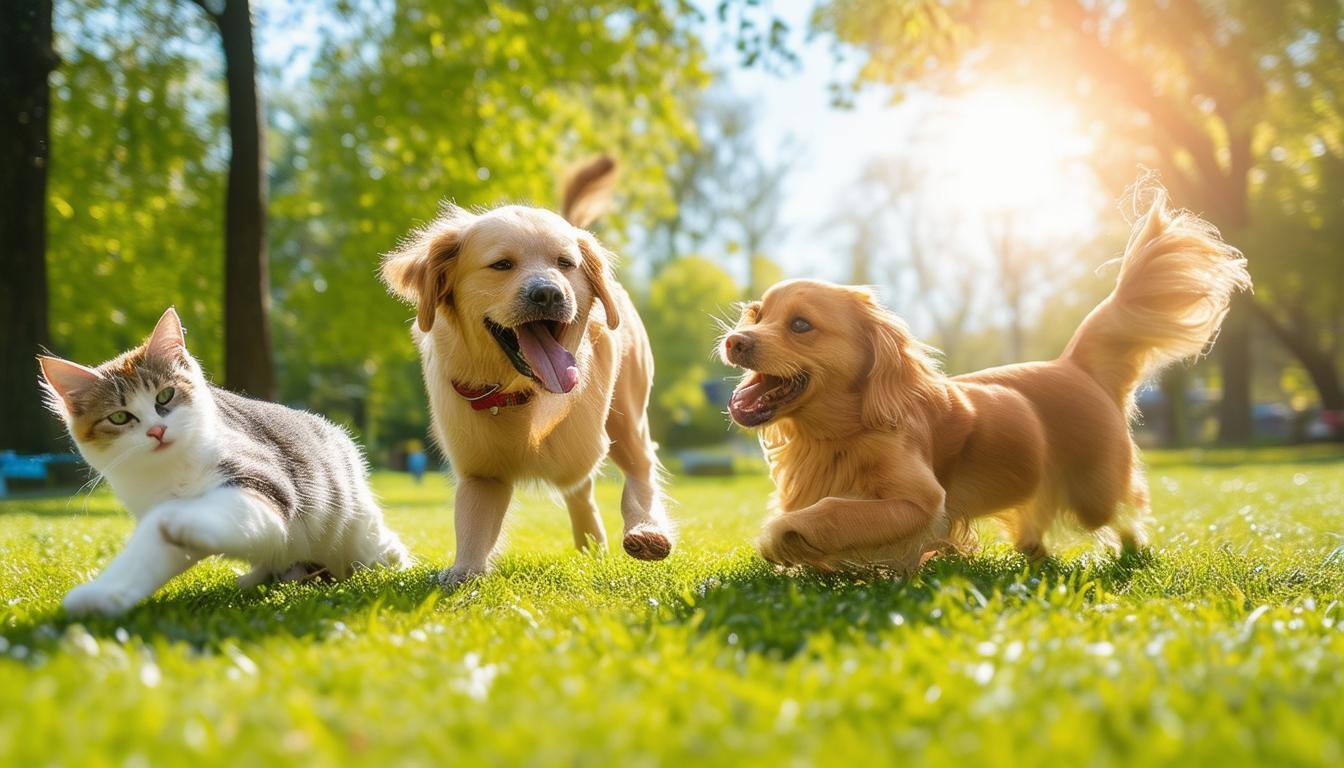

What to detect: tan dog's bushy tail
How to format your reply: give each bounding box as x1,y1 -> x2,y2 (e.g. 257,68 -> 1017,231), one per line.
1063,189 -> 1251,416
560,155 -> 617,228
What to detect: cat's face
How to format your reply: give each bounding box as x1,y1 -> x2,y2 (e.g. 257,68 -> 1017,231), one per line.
39,308 -> 214,474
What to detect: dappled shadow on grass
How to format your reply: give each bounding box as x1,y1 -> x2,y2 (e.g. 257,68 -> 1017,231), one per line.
667,548 -> 1158,659
1,566 -> 444,653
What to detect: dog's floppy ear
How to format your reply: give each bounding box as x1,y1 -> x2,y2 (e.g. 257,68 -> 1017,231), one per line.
382,207 -> 471,332
561,156 -> 617,228
851,288 -> 941,430
577,233 -> 620,330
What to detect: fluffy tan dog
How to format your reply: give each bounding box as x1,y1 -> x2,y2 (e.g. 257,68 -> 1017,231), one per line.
383,158 -> 673,584
720,192 -> 1251,571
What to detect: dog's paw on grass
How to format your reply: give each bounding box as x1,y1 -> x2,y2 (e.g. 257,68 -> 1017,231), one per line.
622,526 -> 672,560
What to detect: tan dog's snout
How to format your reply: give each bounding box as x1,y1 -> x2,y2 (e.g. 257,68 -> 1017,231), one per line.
723,331 -> 757,367
517,275 -> 574,321
521,278 -> 569,313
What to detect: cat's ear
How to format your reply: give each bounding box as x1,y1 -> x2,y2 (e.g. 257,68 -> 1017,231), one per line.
146,307 -> 186,361
38,356 -> 101,406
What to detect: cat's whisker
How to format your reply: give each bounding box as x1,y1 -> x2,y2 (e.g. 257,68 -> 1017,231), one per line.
66,444 -> 136,515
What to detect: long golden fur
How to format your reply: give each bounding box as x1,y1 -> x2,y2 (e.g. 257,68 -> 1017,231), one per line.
720,191 -> 1251,571
383,158 -> 673,584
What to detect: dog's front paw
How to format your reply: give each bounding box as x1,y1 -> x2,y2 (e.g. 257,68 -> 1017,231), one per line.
622,524 -> 673,561
438,565 -> 485,589
759,524 -> 833,571
63,581 -> 139,618
158,510 -> 221,553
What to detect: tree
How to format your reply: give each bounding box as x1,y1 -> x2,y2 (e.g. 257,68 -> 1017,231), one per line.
646,90 -> 729,272
1244,141 -> 1344,439
1,0 -> 58,452
641,257 -> 742,447
832,157 -> 981,370
647,90 -> 795,293
810,0 -> 1344,442
189,0 -> 274,398
47,2 -> 225,373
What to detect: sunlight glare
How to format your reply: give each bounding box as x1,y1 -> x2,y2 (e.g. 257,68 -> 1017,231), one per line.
923,88 -> 1097,227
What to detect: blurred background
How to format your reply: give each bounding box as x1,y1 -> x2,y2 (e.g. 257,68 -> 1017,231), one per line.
3,0 -> 1342,476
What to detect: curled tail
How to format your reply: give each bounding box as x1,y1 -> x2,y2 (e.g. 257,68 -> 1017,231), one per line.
1063,189 -> 1252,415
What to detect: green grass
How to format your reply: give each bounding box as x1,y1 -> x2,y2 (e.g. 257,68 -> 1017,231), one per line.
2,448 -> 1343,767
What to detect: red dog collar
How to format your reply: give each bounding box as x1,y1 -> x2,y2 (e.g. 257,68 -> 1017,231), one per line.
452,381 -> 532,413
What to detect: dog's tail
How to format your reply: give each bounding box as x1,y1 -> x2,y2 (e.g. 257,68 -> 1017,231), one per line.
560,155 -> 617,228
1062,188 -> 1251,416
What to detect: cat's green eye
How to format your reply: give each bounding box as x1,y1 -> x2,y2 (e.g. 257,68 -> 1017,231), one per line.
156,387 -> 175,405
107,411 -> 133,426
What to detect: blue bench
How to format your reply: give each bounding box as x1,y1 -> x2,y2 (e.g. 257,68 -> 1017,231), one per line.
0,451 -> 82,496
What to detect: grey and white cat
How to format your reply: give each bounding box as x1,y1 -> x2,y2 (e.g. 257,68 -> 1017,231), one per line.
39,307 -> 409,617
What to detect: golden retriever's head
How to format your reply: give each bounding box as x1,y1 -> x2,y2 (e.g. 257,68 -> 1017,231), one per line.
382,204 -> 620,394
718,279 -> 941,431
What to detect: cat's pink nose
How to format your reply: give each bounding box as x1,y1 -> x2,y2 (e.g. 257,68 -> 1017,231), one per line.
146,425 -> 166,442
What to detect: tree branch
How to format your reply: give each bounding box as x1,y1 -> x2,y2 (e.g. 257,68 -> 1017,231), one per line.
186,0 -> 221,25
1049,0 -> 1226,190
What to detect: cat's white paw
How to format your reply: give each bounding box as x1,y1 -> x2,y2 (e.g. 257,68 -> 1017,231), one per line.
158,510 -> 222,553
63,581 -> 139,618
236,566 -> 273,590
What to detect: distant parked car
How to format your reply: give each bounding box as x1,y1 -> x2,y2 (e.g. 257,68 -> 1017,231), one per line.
1252,402 -> 1294,440
1303,408 -> 1344,442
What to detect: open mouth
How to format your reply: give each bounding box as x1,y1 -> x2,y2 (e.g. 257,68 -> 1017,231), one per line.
485,318 -> 579,394
728,372 -> 808,427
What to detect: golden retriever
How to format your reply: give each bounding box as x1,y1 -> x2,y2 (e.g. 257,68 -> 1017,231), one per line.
383,158 -> 673,584
720,191 -> 1251,572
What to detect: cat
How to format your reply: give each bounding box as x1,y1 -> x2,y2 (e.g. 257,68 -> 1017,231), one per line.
38,307 -> 410,617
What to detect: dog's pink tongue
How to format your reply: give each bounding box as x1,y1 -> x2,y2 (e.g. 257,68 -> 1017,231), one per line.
515,322 -> 578,394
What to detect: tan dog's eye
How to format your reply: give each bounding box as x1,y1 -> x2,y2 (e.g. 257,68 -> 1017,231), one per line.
789,317 -> 813,334
489,259 -> 513,271
557,256 -> 576,270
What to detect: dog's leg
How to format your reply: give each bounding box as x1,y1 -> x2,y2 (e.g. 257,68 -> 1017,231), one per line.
606,411 -> 673,561
760,495 -> 942,572
760,461 -> 946,573
1111,458 -> 1152,552
442,475 -> 512,586
562,475 -> 607,552
1013,492 -> 1057,562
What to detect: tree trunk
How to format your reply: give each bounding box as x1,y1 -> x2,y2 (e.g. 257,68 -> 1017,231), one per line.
1215,293 -> 1254,443
1253,302 -> 1344,442
213,0 -> 275,399
1159,367 -> 1190,447
0,0 -> 59,453
1208,184 -> 1253,445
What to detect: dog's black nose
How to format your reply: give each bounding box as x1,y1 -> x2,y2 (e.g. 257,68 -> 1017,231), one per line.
526,281 -> 565,309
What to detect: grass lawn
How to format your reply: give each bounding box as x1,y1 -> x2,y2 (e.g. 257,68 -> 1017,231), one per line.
2,447 -> 1343,766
